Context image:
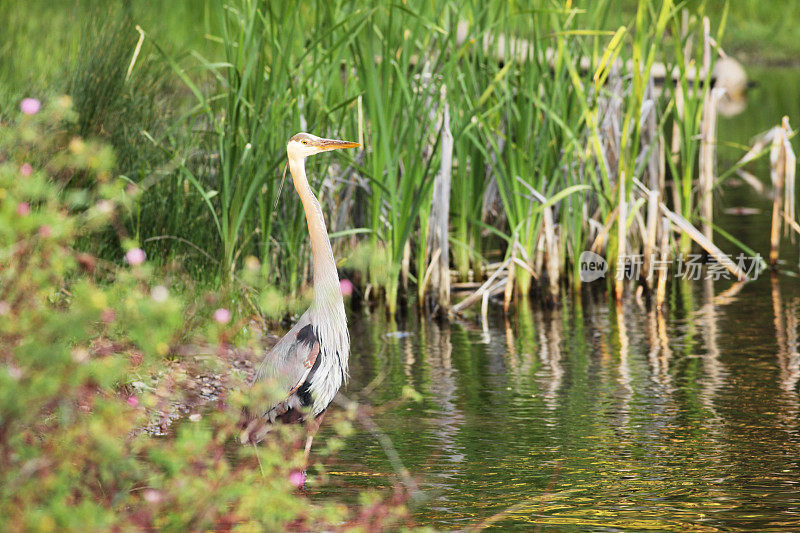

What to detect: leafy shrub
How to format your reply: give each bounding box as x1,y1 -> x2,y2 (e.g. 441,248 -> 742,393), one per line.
0,98 -> 410,531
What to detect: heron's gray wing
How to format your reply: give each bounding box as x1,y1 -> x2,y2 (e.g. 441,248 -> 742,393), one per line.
253,314 -> 320,419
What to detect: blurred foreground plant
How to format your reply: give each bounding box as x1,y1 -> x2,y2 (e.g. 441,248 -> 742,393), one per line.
0,98 -> 411,531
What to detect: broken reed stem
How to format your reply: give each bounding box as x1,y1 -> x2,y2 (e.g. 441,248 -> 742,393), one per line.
662,203 -> 746,280
698,17 -> 715,246
736,169 -> 766,195
422,98 -> 453,313
670,84 -> 684,166
781,117 -> 797,237
482,279 -> 506,326
616,171 -> 627,300
643,79 -> 660,287
770,117 -> 790,266
542,204 -> 559,303
419,248 -> 441,303
633,176 -> 748,280
656,216 -> 670,308
590,206 -> 618,253
435,104 -> 453,311
451,257 -> 511,315
702,17 -> 711,80
699,87 -> 724,245
504,238 -> 516,313
401,240 -> 411,290
645,189 -> 659,287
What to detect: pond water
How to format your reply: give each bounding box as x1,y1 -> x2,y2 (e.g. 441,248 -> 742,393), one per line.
315,67 -> 800,531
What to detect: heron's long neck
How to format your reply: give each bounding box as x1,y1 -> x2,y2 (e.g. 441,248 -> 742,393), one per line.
289,157 -> 343,314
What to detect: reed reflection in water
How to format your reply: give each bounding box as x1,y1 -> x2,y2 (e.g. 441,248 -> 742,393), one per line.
316,273 -> 800,531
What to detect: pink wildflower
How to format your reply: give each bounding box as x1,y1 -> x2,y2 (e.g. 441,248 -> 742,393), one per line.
213,308 -> 231,324
289,470 -> 306,488
339,279 -> 354,296
20,98 -> 41,115
20,163 -> 33,176
127,395 -> 139,407
16,202 -> 30,216
125,248 -> 146,266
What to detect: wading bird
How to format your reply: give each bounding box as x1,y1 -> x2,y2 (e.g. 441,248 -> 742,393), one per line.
242,133 -> 359,459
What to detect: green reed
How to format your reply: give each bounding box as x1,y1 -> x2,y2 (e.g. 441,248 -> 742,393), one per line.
473,3 -> 596,297
154,0 -> 365,290
349,2 -> 448,314
175,0 -> 742,310
445,1 -> 506,282
664,5 -> 727,254
11,0 -> 761,314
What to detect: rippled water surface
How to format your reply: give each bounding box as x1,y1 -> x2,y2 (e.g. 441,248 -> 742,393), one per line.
314,68 -> 800,531
318,277 -> 800,531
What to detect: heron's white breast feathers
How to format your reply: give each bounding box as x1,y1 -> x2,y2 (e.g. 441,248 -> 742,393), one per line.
306,300 -> 349,416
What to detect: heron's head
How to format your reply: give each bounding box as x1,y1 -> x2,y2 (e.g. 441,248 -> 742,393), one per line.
287,132 -> 359,160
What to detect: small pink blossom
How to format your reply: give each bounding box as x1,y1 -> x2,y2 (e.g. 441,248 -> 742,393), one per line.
20,163 -> 33,176
38,225 -> 51,238
0,302 -> 9,316
125,248 -> 146,266
16,202 -> 30,216
213,308 -> 231,324
127,395 -> 139,407
339,279 -> 354,296
289,470 -> 306,488
20,98 -> 41,115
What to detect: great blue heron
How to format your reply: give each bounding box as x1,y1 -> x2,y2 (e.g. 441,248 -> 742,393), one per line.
242,132 -> 359,460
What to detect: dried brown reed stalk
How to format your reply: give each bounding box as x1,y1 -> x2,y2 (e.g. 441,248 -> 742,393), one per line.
769,117 -> 795,266
642,78 -> 662,288
424,103 -> 453,313
699,87 -> 725,244
633,177 -> 748,280
656,217 -> 670,308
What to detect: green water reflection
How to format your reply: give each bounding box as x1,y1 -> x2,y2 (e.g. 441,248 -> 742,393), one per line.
321,277 -> 800,531
315,68 -> 800,531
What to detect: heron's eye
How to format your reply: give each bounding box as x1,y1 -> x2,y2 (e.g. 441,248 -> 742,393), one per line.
301,140 -> 308,145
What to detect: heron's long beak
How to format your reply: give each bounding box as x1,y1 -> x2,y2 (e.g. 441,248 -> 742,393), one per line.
318,138 -> 360,151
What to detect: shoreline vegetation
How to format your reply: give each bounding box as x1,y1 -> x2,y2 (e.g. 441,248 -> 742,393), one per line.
2,0 -> 799,529
2,0 -> 797,319
4,0 -> 797,319
1,100 -> 418,530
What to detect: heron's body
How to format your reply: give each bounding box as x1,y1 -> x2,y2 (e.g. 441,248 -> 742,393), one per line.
248,133 -> 357,439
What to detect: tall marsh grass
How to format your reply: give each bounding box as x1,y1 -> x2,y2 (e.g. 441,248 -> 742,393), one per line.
17,0 -> 784,315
